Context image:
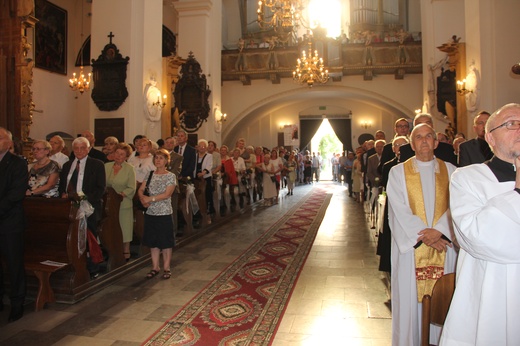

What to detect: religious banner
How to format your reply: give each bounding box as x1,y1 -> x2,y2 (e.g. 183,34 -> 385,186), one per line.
283,124 -> 299,146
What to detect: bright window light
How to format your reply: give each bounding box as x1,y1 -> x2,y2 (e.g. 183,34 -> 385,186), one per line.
308,0 -> 342,38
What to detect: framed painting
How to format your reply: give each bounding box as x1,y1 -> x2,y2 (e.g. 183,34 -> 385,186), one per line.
94,118 -> 125,147
35,0 -> 67,75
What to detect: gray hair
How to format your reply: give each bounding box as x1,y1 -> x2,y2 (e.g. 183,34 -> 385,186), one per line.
73,136 -> 90,148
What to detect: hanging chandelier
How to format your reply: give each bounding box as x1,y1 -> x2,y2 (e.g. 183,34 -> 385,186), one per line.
69,1 -> 91,94
292,39 -> 329,87
69,66 -> 91,94
257,0 -> 307,32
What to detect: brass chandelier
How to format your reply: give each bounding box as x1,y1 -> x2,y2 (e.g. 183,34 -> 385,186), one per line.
292,39 -> 329,87
69,1 -> 91,94
257,0 -> 307,32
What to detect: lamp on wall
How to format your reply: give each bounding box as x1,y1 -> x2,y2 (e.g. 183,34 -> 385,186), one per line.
361,120 -> 372,129
69,1 -> 91,94
152,94 -> 167,108
217,112 -> 227,123
456,79 -> 473,95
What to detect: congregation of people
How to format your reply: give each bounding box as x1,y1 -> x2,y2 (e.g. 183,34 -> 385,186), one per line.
1,102 -> 519,345
333,105 -> 519,345
0,127 -> 334,322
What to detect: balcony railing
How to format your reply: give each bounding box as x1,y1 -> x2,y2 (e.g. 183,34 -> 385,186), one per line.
221,40 -> 422,85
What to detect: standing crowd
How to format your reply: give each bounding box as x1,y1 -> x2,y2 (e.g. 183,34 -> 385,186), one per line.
345,104 -> 520,345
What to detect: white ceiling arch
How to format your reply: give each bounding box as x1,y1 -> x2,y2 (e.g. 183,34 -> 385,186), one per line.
222,84 -> 415,144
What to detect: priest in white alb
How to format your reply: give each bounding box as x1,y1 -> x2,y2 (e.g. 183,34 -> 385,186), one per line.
387,123 -> 458,346
440,103 -> 520,345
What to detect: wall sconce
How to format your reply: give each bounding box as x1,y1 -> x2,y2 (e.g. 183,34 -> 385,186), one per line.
217,112 -> 227,123
153,94 -> 167,108
361,120 -> 372,129
456,79 -> 473,95
214,105 -> 227,133
415,109 -> 422,114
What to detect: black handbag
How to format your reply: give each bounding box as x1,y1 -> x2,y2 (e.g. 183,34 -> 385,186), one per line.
136,171 -> 154,211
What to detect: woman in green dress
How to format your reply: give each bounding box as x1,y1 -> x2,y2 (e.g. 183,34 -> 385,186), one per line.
105,143 -> 136,261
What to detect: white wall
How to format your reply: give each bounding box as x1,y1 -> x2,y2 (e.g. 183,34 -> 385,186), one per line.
221,74 -> 424,149
31,0 -> 86,141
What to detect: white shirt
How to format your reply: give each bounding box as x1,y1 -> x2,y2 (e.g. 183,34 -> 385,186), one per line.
67,156 -> 88,193
387,158 -> 457,346
440,163 -> 520,346
49,152 -> 69,169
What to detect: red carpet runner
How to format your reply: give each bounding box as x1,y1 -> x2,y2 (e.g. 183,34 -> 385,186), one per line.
144,189 -> 332,346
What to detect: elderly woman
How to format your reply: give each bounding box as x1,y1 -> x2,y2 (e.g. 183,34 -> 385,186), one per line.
219,145 -> 232,213
257,153 -> 277,206
285,152 -> 297,195
105,143 -> 136,261
103,136 -> 119,162
231,148 -> 246,209
27,140 -> 60,197
195,139 -> 214,215
138,149 -> 176,280
128,138 -> 155,184
269,149 -> 283,203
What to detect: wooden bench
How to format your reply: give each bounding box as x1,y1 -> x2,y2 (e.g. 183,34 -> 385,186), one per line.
23,197 -> 89,311
98,187 -> 125,271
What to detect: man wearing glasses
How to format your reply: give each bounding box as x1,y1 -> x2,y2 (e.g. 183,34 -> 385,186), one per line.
378,118 -> 410,174
441,103 -> 520,345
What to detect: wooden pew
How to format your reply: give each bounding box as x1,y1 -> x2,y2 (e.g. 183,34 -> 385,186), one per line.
98,187 -> 125,271
23,197 -> 90,311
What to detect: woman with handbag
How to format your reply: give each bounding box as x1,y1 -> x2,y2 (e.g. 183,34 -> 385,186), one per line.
138,149 -> 176,280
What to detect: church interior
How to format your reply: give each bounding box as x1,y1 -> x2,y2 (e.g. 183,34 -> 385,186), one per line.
1,0 -> 520,344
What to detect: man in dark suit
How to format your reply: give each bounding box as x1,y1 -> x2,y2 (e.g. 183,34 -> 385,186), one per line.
378,117 -> 410,174
399,113 -> 458,166
59,137 -> 106,277
70,130 -> 107,163
174,129 -> 196,179
0,127 -> 28,322
60,137 -> 106,233
458,111 -> 493,166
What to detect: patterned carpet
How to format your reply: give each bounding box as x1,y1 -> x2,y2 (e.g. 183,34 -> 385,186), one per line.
143,188 -> 332,346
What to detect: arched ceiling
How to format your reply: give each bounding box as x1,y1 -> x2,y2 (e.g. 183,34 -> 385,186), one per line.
222,85 -> 414,143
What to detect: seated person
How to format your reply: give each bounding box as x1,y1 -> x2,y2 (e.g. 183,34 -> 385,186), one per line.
27,140 -> 60,197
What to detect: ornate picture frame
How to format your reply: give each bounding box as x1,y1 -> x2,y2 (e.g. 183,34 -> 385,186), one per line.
34,0 -> 67,75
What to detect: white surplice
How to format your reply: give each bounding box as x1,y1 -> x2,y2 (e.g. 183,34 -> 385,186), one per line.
440,164 -> 520,346
387,158 -> 457,346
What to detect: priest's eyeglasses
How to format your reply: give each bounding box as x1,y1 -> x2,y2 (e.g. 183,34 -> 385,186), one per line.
489,120 -> 520,133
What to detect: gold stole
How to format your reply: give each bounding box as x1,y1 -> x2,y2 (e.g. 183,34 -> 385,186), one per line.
403,158 -> 449,302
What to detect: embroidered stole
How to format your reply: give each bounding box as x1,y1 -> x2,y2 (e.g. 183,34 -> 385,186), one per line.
403,158 -> 449,302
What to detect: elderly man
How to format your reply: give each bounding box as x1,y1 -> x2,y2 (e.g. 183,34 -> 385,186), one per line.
440,103 -> 520,345
387,123 -> 457,346
175,130 -> 196,179
366,139 -> 386,188
59,137 -> 106,278
0,127 -> 28,322
399,113 -> 458,166
379,118 -> 410,174
49,135 -> 69,168
70,130 -> 107,163
458,110 -> 493,166
378,136 -> 409,274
